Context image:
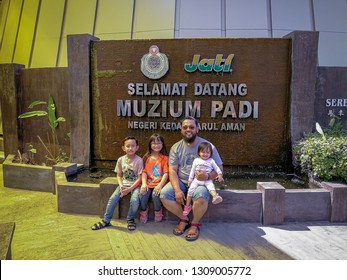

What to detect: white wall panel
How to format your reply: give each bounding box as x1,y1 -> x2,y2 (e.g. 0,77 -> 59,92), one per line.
179,0 -> 222,30
13,0 -> 40,67
226,0 -> 268,31
1,0 -> 347,67
227,29 -> 269,38
57,0 -> 97,67
94,0 -> 133,40
179,29 -> 222,38
271,0 -> 312,36
314,0 -> 347,32
318,32 -> 347,66
0,0 -> 10,53
0,0 -> 22,63
313,0 -> 347,66
30,0 -> 65,68
132,0 -> 175,39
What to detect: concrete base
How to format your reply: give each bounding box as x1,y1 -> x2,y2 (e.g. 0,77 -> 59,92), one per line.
3,154 -> 80,194
3,155 -> 54,193
257,182 -> 285,225
285,189 -> 331,222
55,171 -> 347,224
56,171 -> 100,215
322,182 -> 347,222
0,222 -> 15,260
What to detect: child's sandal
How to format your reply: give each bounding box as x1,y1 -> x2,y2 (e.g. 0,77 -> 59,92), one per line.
127,219 -> 136,231
91,220 -> 111,230
183,205 -> 192,216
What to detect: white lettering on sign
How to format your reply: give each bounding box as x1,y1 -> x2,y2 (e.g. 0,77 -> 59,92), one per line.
128,83 -> 188,96
194,83 -> 247,96
127,120 -> 247,132
326,98 -> 347,107
120,81 -> 259,132
117,100 -> 201,118
211,101 -> 259,119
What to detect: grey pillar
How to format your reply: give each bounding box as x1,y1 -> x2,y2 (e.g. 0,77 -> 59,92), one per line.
257,182 -> 285,225
67,34 -> 99,167
0,64 -> 25,156
284,31 -> 319,166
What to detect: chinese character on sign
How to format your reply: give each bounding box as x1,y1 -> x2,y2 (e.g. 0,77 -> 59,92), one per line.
338,110 -> 344,117
328,110 -> 335,117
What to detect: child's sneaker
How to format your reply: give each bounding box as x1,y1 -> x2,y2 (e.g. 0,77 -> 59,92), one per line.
139,207 -> 148,223
183,204 -> 192,216
154,208 -> 163,222
212,194 -> 223,204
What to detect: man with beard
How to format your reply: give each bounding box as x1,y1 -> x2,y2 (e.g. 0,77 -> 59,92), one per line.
160,116 -> 223,241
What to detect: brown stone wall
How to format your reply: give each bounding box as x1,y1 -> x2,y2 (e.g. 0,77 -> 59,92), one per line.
19,68 -> 70,164
91,38 -> 291,167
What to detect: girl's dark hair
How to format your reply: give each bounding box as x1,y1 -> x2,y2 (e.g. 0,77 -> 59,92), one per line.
143,133 -> 169,163
123,136 -> 138,145
198,142 -> 213,157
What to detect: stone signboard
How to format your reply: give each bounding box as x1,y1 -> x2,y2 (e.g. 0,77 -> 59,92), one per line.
315,67 -> 347,129
91,38 -> 291,167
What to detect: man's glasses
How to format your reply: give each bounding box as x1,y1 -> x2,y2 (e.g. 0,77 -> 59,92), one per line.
182,125 -> 196,130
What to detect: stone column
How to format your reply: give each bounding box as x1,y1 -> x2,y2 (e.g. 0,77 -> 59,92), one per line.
257,182 -> 285,225
322,182 -> 347,222
0,64 -> 25,156
284,31 -> 319,167
67,34 -> 99,167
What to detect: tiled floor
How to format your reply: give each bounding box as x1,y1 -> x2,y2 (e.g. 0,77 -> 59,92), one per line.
1,164 -> 347,260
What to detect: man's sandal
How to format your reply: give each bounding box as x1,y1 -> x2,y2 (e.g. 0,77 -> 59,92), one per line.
185,223 -> 201,241
127,219 -> 136,231
91,220 -> 111,230
173,219 -> 190,236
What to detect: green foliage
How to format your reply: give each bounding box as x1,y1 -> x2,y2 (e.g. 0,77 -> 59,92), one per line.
19,96 -> 66,128
295,116 -> 347,183
18,95 -> 68,165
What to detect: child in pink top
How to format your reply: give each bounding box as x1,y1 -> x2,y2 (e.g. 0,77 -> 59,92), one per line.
139,134 -> 169,223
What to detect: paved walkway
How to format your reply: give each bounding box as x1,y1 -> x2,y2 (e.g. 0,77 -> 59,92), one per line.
1,165 -> 347,260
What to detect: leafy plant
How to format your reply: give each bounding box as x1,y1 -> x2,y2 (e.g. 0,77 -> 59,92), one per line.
13,144 -> 37,164
295,117 -> 347,183
18,95 -> 68,165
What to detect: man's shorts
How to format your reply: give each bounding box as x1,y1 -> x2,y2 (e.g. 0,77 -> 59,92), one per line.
160,180 -> 210,202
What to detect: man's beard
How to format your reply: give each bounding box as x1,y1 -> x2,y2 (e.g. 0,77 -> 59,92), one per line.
183,134 -> 197,143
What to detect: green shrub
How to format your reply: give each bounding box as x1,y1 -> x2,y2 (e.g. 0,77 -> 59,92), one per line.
295,117 -> 347,183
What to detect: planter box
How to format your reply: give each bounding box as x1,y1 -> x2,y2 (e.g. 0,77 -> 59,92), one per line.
2,154 -> 78,193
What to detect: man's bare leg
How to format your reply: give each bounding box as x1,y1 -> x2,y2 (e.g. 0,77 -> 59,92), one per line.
186,197 -> 208,240
162,199 -> 189,235
191,197 -> 208,224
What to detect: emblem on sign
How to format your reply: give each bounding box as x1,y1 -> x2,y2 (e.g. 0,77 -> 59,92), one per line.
141,45 -> 169,79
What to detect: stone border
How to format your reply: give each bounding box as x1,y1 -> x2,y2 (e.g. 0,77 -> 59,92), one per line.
56,172 -> 347,225
2,154 -> 79,194
0,222 -> 15,260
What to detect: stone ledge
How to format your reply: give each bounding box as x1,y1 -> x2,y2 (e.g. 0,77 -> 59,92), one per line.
55,171 -> 347,224
257,182 -> 285,225
322,182 -> 347,222
0,222 -> 15,260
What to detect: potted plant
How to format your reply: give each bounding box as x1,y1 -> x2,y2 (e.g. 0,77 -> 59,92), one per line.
2,96 -> 76,193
